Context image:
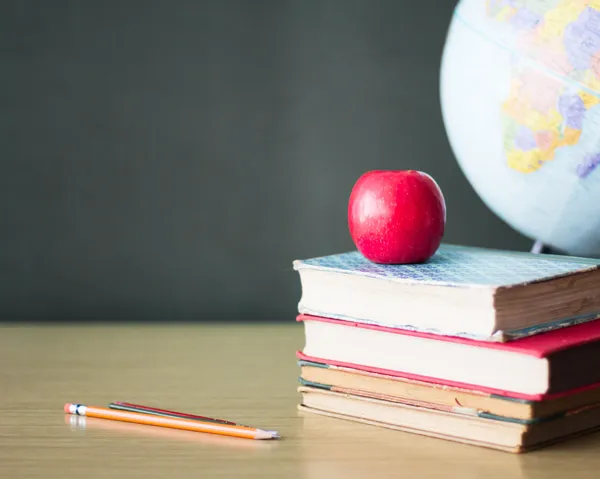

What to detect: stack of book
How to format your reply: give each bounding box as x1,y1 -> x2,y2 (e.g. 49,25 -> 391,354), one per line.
293,243 -> 600,452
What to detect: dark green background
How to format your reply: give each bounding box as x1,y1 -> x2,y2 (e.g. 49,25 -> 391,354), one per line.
1,1 -> 530,322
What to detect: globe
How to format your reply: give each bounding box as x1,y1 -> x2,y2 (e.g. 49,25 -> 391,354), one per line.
440,0 -> 600,257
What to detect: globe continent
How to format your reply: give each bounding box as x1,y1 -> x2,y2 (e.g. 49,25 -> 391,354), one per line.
441,0 -> 600,257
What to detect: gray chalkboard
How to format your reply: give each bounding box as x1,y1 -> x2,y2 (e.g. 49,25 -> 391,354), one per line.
0,1 -> 530,322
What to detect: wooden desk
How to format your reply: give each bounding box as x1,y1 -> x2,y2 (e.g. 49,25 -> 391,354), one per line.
2,323 -> 599,478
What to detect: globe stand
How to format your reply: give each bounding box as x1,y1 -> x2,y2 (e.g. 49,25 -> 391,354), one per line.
530,240 -> 562,255
530,240 -> 546,255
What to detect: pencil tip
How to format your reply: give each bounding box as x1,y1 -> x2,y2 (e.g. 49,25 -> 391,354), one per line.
256,429 -> 280,440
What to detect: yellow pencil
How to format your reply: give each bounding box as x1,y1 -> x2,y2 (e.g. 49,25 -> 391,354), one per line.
64,403 -> 279,440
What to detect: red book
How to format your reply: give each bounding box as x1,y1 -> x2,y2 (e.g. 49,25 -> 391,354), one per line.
296,314 -> 600,401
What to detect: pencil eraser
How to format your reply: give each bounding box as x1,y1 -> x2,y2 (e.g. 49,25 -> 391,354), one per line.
64,403 -> 72,413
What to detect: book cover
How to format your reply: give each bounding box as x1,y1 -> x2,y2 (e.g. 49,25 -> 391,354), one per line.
298,387 -> 600,453
298,314 -> 600,358
298,379 -> 600,425
297,314 -> 600,401
293,243 -> 600,288
293,243 -> 600,340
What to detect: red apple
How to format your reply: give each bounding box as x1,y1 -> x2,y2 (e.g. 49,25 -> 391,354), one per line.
348,170 -> 446,264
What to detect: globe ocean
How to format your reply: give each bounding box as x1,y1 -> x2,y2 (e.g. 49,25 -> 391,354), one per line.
441,0 -> 600,257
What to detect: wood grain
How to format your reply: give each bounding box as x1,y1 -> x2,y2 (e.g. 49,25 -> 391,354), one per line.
1,323 -> 600,478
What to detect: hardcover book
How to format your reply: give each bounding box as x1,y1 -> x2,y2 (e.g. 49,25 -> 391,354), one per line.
297,314 -> 600,398
293,243 -> 600,341
298,360 -> 600,421
298,386 -> 600,453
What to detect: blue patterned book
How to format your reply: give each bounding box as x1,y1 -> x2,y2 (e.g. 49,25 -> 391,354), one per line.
292,243 -> 600,341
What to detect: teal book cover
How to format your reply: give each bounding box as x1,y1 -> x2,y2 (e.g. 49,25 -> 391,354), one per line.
293,243 -> 600,288
293,244 -> 600,340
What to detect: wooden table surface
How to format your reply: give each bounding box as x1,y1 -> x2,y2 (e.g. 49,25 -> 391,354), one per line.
2,323 -> 600,478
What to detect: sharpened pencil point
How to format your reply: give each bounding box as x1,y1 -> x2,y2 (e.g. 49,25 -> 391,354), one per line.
256,429 -> 280,440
